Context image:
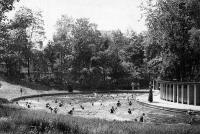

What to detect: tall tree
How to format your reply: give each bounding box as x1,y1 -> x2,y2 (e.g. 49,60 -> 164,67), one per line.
43,41 -> 57,73
10,7 -> 45,78
53,15 -> 74,72
143,0 -> 200,81
71,18 -> 102,81
0,0 -> 19,21
0,0 -> 20,61
0,0 -> 20,77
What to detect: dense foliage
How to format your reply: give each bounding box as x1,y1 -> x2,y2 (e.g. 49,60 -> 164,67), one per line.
50,16 -> 148,90
143,0 -> 200,81
3,0 -> 200,90
0,2 -> 148,90
0,4 -> 45,80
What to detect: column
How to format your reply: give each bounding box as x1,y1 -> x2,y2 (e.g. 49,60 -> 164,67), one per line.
153,80 -> 155,90
157,82 -> 160,90
177,84 -> 179,103
194,84 -> 197,106
163,83 -> 166,99
169,84 -> 171,101
162,83 -> 164,99
168,84 -> 170,101
169,84 -> 173,101
187,84 -> 190,105
181,84 -> 184,104
160,83 -> 162,99
166,84 -> 168,100
162,84 -> 164,99
173,84 -> 175,102
170,84 -> 173,101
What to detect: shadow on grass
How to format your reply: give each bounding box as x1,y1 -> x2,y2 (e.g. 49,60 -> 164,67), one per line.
0,98 -> 9,104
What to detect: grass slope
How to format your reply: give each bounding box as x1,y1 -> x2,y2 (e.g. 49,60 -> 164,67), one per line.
0,80 -> 70,101
0,104 -> 200,134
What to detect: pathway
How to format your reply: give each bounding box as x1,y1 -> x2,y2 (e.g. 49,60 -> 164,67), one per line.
137,90 -> 200,112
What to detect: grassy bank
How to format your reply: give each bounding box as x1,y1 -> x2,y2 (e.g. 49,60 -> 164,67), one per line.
0,104 -> 200,134
0,80 -> 70,101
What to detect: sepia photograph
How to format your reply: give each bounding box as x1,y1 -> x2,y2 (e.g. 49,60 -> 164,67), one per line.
0,0 -> 200,133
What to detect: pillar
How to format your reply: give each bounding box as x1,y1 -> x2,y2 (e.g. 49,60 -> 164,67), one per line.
187,84 -> 190,105
160,83 -> 162,99
153,80 -> 155,90
173,84 -> 175,102
181,84 -> 184,104
177,84 -> 179,103
161,83 -> 164,99
166,84 -> 168,100
169,84 -> 171,101
163,84 -> 165,100
157,82 -> 160,90
194,84 -> 197,106
170,84 -> 173,101
163,84 -> 165,99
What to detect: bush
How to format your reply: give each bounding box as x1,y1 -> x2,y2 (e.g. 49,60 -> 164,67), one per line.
39,77 -> 50,86
39,77 -> 55,86
0,118 -> 15,132
67,84 -> 73,93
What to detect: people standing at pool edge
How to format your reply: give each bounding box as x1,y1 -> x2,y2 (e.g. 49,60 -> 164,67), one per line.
139,113 -> 145,122
66,81 -> 73,93
20,88 -> 23,96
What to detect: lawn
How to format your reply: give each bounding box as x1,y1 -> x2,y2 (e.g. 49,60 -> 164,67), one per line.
0,80 -> 72,101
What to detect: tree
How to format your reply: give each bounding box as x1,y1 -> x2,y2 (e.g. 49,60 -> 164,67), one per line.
43,42 -> 57,73
71,18 -> 102,85
10,7 -> 45,79
6,25 -> 29,78
53,15 -> 74,42
32,49 -> 48,72
143,0 -> 200,81
53,15 -> 74,72
0,0 -> 19,21
0,0 -> 20,64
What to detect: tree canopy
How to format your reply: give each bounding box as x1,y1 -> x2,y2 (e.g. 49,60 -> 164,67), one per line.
143,0 -> 200,81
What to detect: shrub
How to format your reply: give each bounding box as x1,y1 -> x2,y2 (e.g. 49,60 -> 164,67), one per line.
67,84 -> 73,93
0,118 -> 15,132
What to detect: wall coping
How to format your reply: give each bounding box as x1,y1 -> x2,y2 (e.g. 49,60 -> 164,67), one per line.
157,80 -> 200,85
10,90 -> 149,102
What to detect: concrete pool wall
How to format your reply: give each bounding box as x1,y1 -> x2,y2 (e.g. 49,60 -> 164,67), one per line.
11,90 -> 149,102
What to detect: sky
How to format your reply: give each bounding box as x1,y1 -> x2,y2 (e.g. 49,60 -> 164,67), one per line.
8,0 -> 147,41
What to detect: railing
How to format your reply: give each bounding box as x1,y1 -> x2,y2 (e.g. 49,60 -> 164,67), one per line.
157,80 -> 200,106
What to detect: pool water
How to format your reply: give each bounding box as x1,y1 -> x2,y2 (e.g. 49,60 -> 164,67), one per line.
17,93 -> 200,124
